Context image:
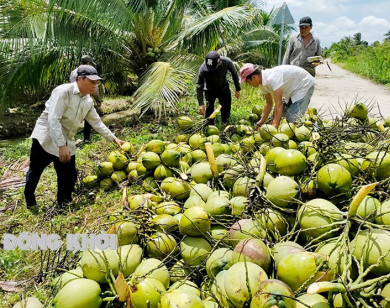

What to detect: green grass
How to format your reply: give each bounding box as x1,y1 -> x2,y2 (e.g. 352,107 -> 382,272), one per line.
326,40 -> 390,87
0,84 -> 264,306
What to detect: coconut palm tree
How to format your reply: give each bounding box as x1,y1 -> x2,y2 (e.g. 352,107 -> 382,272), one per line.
384,30 -> 390,41
0,0 -> 253,119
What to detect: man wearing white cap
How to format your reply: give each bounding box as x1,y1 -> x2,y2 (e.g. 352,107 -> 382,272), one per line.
283,16 -> 322,77
25,65 -> 124,210
240,63 -> 315,128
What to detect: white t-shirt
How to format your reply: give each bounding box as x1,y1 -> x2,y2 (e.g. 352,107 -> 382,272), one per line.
259,65 -> 315,103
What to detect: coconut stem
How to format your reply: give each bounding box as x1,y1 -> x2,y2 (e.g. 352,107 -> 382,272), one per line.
204,142 -> 219,176
307,282 -> 346,294
347,182 -> 378,218
209,105 -> 222,120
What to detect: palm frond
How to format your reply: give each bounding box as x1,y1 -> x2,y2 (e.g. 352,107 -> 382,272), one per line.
132,58 -> 195,120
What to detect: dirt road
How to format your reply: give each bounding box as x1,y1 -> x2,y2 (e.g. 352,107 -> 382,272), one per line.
311,61 -> 390,119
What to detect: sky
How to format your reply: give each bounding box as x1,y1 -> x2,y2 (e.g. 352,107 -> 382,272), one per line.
260,0 -> 390,47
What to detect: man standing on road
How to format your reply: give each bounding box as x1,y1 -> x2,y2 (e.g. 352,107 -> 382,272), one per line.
196,51 -> 241,124
283,16 -> 322,77
70,55 -> 104,142
25,65 -> 124,209
240,63 -> 315,128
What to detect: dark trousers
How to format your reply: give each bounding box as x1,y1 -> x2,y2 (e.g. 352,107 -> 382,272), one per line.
84,121 -> 92,141
204,85 -> 232,124
24,139 -> 77,206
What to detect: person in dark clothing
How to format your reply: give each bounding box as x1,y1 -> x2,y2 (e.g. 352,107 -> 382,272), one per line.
70,55 -> 104,142
196,51 -> 241,123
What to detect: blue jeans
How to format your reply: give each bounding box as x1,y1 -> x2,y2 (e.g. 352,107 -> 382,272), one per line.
283,85 -> 315,122
24,139 -> 77,206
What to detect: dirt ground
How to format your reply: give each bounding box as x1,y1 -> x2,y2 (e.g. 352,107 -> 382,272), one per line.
310,61 -> 390,119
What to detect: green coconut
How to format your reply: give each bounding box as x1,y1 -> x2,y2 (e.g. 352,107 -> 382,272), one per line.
130,277 -> 166,308
265,147 -> 286,173
184,195 -> 206,209
272,241 -> 306,267
274,149 -> 308,176
232,176 -> 256,197
317,163 -> 352,195
230,196 -> 248,216
161,150 -> 180,167
111,170 -> 127,183
298,198 -> 343,240
206,125 -> 220,136
12,297 -> 43,308
142,176 -> 158,193
276,252 -> 332,291
266,176 -> 299,207
258,208 -> 288,237
189,134 -> 203,149
52,279 -> 102,308
191,162 -> 213,183
232,238 -> 271,272
295,125 -> 311,142
224,262 -> 268,307
169,260 -> 191,282
191,149 -> 207,163
176,134 -> 189,143
333,154 -> 360,176
142,152 -> 161,170
204,196 -> 230,216
118,244 -> 143,277
169,280 -> 200,297
79,248 -> 119,283
51,267 -> 83,290
206,248 -> 233,279
145,139 -> 165,153
99,177 -> 113,190
121,141 -> 134,153
229,219 -> 265,247
210,225 -> 230,243
349,102 -> 368,120
179,206 -> 211,236
153,164 -> 173,180
250,279 -> 295,308
190,183 -> 213,201
155,201 -> 181,216
211,270 -> 230,307
361,151 -> 390,179
133,258 -> 170,288
107,221 -> 138,246
82,175 -> 99,189
159,290 -> 204,308
96,161 -> 113,178
152,214 -> 179,232
271,133 -> 290,148
162,178 -> 191,200
107,151 -> 127,170
296,293 -> 330,308
278,122 -> 296,138
180,236 -> 212,266
147,232 -> 178,259
259,124 -> 277,141
356,195 -> 380,220
177,116 -> 194,130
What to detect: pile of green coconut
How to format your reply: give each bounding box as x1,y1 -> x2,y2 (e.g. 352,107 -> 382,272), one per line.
17,103 -> 390,308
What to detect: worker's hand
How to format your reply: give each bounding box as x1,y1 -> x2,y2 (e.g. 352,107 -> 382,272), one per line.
312,61 -> 321,67
234,91 -> 240,99
199,105 -> 205,116
114,138 -> 125,148
59,145 -> 71,163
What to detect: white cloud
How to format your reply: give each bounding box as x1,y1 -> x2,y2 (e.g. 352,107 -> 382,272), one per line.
359,15 -> 390,28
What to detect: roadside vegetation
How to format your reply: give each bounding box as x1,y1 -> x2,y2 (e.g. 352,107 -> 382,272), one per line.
324,32 -> 390,87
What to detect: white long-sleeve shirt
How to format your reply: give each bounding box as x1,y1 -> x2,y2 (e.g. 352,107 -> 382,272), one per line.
31,82 -> 115,156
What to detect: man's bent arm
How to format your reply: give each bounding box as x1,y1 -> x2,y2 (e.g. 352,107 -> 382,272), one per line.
257,93 -> 273,127
272,88 -> 283,128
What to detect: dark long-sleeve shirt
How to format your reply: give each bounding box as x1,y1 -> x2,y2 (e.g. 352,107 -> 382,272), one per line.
196,56 -> 241,106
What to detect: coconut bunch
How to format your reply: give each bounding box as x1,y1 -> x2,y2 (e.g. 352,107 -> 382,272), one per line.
53,102 -> 390,308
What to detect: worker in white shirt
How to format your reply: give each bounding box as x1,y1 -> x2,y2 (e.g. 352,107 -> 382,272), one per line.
70,55 -> 103,142
240,63 -> 315,128
25,65 -> 124,209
